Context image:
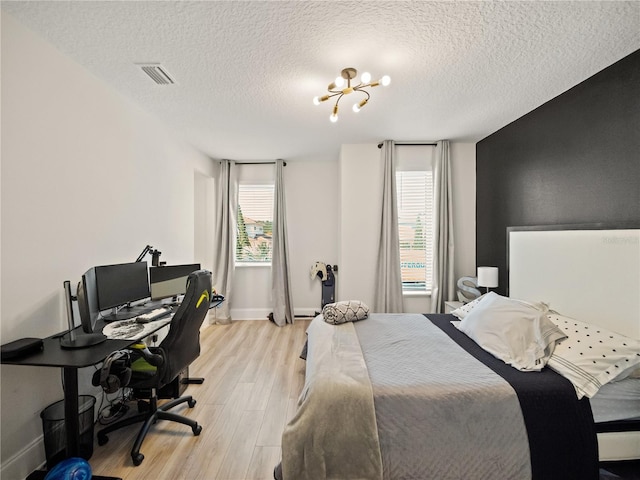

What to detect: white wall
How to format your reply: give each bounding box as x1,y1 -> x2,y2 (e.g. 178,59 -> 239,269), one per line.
337,144 -> 384,307
0,13 -> 214,479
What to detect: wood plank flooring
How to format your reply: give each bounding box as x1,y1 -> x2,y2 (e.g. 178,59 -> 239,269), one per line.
89,319 -> 309,480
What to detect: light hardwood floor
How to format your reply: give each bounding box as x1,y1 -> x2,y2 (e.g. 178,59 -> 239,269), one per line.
89,319 -> 310,480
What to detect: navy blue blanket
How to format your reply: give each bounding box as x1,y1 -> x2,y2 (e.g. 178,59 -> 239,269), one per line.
427,314 -> 598,480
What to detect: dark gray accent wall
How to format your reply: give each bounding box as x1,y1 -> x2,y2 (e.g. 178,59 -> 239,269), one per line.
476,49 -> 640,294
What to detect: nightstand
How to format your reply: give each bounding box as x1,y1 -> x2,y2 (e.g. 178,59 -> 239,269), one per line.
444,301 -> 463,314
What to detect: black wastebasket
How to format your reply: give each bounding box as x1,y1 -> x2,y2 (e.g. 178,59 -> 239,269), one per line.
40,395 -> 96,469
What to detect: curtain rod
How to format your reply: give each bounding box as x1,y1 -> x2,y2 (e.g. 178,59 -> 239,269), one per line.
221,161 -> 286,166
377,142 -> 437,148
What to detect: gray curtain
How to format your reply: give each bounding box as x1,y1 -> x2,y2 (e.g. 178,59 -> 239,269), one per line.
374,140 -> 404,313
211,159 -> 238,324
430,140 -> 455,313
271,159 -> 294,326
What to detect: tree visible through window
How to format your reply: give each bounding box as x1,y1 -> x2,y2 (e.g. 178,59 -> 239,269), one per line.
396,169 -> 433,292
236,184 -> 274,263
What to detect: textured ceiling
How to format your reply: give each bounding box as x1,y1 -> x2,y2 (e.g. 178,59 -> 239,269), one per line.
3,1 -> 639,160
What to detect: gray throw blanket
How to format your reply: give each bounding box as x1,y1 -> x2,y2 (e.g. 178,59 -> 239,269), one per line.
281,316 -> 383,480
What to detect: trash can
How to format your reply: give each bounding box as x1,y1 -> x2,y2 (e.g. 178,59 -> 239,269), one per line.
40,395 -> 96,469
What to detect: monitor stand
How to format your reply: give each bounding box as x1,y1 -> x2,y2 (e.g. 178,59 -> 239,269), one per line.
101,304 -> 149,322
60,330 -> 107,349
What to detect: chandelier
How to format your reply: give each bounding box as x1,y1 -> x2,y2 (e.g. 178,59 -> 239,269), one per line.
313,67 -> 391,122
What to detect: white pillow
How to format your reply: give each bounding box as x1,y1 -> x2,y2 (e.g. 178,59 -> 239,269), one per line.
458,292 -> 566,372
546,312 -> 640,398
450,294 -> 486,319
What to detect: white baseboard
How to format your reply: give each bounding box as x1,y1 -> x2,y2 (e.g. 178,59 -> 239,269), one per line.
229,308 -> 271,321
1,434 -> 46,480
210,307 -> 319,321
294,307 -> 320,318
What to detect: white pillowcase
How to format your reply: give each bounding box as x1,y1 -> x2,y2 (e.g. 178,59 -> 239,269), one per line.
457,292 -> 566,372
546,312 -> 640,398
450,294 -> 486,319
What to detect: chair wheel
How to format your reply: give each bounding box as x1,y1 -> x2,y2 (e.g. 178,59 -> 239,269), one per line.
188,398 -> 197,408
193,424 -> 202,436
97,433 -> 109,446
132,452 -> 144,466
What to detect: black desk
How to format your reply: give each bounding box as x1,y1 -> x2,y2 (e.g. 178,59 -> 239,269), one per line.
1,320 -> 171,479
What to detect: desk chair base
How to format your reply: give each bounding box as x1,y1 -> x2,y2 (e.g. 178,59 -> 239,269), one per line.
97,394 -> 201,466
184,376 -> 204,384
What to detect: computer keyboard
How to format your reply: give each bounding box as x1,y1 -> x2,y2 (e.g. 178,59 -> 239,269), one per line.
136,307 -> 172,324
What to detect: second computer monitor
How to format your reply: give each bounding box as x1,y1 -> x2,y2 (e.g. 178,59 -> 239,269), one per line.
149,264 -> 201,301
77,266 -> 100,333
94,261 -> 151,312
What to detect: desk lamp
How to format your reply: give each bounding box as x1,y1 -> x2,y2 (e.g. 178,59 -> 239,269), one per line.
136,244 -> 164,267
477,266 -> 499,294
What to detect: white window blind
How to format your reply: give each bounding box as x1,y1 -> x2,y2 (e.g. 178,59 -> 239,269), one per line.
395,146 -> 435,292
236,184 -> 274,264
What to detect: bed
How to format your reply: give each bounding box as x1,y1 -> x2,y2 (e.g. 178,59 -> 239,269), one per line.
276,225 -> 640,480
508,224 -> 640,463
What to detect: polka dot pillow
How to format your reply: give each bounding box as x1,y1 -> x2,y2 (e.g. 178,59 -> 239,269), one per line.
546,312 -> 640,399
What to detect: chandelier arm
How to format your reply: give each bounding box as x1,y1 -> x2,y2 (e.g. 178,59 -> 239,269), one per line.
358,89 -> 371,101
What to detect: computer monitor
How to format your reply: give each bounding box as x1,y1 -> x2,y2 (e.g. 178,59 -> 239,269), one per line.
76,267 -> 100,334
149,264 -> 201,301
95,261 -> 150,321
60,280 -> 106,349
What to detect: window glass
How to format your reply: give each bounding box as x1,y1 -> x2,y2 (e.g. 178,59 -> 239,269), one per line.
236,184 -> 274,264
396,146 -> 435,292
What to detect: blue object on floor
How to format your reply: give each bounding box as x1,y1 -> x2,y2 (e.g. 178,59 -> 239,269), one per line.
44,458 -> 92,480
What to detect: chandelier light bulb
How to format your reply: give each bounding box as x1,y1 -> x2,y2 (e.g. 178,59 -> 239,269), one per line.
360,72 -> 371,84
353,98 -> 368,112
330,104 -> 339,122
313,96 -> 321,106
335,76 -> 345,88
381,75 -> 391,86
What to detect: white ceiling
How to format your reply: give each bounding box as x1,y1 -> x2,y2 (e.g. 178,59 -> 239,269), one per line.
3,1 -> 639,161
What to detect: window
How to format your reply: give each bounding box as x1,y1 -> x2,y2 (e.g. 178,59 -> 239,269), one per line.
396,146 -> 434,292
236,184 -> 274,264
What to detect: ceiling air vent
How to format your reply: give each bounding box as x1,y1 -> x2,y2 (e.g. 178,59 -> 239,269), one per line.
138,63 -> 176,85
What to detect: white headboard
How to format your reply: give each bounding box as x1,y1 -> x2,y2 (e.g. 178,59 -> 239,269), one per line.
508,225 -> 640,339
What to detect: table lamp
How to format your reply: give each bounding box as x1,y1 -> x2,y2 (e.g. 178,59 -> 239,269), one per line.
477,266 -> 499,294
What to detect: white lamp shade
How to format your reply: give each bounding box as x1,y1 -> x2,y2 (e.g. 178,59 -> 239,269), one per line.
477,267 -> 499,288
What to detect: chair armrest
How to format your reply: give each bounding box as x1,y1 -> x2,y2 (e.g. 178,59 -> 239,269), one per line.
131,343 -> 164,367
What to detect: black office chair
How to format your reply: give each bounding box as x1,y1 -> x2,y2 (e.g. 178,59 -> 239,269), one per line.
96,269 -> 213,466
